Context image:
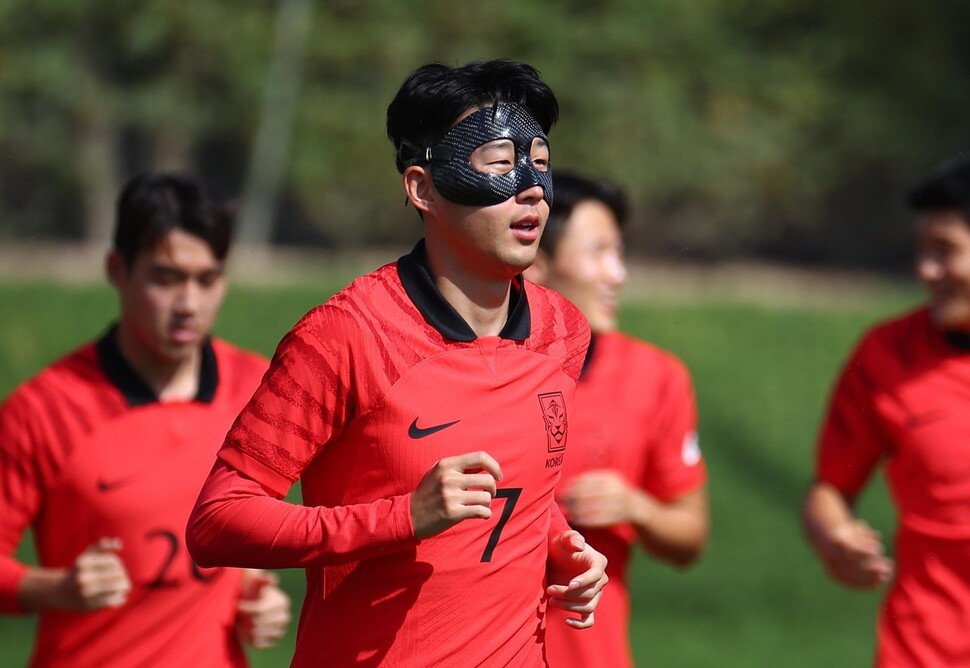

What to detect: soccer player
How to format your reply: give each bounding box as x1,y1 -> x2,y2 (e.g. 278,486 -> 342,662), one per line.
0,173 -> 291,667
524,172 -> 708,667
802,155 -> 970,666
186,59 -> 609,666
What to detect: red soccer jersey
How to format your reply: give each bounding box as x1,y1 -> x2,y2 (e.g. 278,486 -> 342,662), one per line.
544,331 -> 705,668
817,307 -> 970,667
0,331 -> 266,667
205,242 -> 590,667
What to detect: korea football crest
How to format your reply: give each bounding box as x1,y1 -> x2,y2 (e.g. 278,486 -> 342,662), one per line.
538,391 -> 568,453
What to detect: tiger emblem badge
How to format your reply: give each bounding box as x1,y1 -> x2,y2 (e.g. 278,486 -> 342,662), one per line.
538,391 -> 568,453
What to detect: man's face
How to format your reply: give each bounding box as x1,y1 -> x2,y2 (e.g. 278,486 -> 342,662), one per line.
531,200 -> 626,332
428,177 -> 550,280
916,210 -> 970,331
109,228 -> 227,365
420,105 -> 552,279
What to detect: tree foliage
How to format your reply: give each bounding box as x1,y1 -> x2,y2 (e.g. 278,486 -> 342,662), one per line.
1,0 -> 968,270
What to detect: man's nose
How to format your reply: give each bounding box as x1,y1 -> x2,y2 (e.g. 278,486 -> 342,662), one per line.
605,252 -> 628,286
174,281 -> 201,313
916,254 -> 944,282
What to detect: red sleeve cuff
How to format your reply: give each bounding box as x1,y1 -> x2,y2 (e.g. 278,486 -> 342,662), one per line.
0,557 -> 28,614
375,493 -> 418,548
648,464 -> 708,503
549,501 -> 571,538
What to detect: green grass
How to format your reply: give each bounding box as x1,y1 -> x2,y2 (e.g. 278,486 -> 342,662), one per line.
619,300 -> 911,666
0,280 -> 923,667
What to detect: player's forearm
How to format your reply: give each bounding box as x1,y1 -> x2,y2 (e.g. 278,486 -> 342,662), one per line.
630,488 -> 708,568
801,481 -> 857,557
15,567 -> 70,612
187,461 -> 418,569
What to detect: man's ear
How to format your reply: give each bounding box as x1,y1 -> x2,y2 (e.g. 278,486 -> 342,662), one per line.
105,250 -> 126,288
523,248 -> 550,284
403,166 -> 435,215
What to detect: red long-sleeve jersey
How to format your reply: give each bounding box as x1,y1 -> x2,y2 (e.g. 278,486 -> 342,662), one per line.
188,242 -> 590,667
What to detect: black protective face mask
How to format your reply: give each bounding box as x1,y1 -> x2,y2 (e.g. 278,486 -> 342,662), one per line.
407,103 -> 553,207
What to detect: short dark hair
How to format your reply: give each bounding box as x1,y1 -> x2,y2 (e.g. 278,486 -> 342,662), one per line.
907,155 -> 970,218
386,59 -> 559,174
113,173 -> 234,267
539,171 -> 628,254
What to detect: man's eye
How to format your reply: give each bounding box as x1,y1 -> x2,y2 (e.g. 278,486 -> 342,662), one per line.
198,273 -> 222,287
152,272 -> 180,286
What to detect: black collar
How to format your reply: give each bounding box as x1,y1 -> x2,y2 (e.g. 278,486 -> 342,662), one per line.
96,324 -> 219,407
945,330 -> 970,351
397,239 -> 531,342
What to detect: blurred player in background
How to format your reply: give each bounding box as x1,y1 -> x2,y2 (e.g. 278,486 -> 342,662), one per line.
803,155 -> 970,666
0,173 -> 290,667
526,172 -> 709,667
186,59 -> 608,666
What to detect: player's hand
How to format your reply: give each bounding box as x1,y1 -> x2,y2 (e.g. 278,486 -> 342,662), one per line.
410,451 -> 503,539
561,469 -> 633,528
236,570 -> 292,649
62,538 -> 131,611
819,519 -> 894,589
546,530 -> 608,629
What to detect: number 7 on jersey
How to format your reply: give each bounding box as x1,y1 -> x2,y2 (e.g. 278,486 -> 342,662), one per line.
480,487 -> 522,563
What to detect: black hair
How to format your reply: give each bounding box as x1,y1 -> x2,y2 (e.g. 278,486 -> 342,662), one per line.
907,155 -> 970,218
386,59 -> 559,174
539,171 -> 628,254
113,173 -> 234,267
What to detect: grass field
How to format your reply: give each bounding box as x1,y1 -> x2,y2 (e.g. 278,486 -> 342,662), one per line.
0,277 -> 923,667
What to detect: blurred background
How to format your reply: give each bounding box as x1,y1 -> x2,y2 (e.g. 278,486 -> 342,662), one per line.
2,0 -> 969,268
1,0 -> 966,665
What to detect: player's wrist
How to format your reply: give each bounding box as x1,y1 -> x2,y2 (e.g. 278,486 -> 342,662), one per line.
817,519 -> 857,553
627,487 -> 655,529
18,567 -> 73,612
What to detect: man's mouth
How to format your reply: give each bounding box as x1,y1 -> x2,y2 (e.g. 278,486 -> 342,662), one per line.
170,325 -> 198,344
511,218 -> 539,231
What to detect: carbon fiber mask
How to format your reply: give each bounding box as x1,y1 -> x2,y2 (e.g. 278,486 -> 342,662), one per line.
407,103 -> 553,207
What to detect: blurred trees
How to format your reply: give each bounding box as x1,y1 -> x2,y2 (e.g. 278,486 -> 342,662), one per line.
1,0 -> 968,271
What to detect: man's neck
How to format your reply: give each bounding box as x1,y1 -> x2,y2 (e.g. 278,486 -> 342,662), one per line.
115,325 -> 201,401
422,233 -> 523,338
434,273 -> 511,338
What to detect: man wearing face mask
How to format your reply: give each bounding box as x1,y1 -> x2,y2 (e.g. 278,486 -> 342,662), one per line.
186,60 -> 608,667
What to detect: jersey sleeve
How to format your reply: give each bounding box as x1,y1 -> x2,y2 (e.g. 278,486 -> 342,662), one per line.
189,306 -> 420,569
186,460 -> 417,569
815,333 -> 891,497
523,281 -> 591,384
561,297 -> 592,384
216,307 -> 356,497
549,498 -> 571,538
640,355 -> 706,502
0,392 -> 42,612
